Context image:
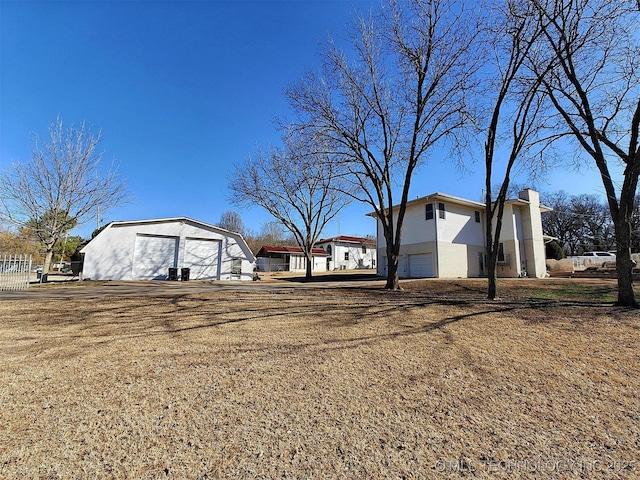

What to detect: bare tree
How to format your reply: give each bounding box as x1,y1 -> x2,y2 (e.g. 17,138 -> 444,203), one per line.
0,118 -> 129,276
243,221 -> 291,255
480,0 -> 550,299
541,190 -> 582,255
228,132 -> 350,281
569,194 -> 615,252
530,0 -> 640,306
216,210 -> 246,237
286,0 -> 478,289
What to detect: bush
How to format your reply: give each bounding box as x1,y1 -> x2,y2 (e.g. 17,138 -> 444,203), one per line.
546,240 -> 565,260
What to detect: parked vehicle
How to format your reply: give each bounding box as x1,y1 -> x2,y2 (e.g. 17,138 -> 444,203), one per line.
582,251 -> 616,259
570,251 -> 616,270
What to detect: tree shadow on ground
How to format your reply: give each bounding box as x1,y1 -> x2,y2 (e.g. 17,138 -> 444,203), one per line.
3,284 -> 624,363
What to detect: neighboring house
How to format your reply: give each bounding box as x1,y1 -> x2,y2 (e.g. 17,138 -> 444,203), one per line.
369,189 -> 551,279
315,235 -> 377,271
80,217 -> 255,281
256,245 -> 329,272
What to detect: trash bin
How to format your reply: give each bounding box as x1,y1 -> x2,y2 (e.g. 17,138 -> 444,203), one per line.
181,267 -> 190,281
168,267 -> 178,281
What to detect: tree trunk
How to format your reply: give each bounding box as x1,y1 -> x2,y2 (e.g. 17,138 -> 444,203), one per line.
614,216 -> 638,307
305,252 -> 313,282
384,241 -> 401,290
485,201 -> 498,300
487,252 -> 498,300
43,249 -> 54,280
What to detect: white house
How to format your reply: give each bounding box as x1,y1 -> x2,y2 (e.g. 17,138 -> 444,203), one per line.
255,245 -> 328,272
315,235 -> 377,271
370,189 -> 551,279
80,217 -> 256,281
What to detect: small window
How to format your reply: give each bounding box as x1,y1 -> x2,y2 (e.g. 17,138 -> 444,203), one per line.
362,245 -> 367,254
344,252 -> 349,261
475,211 -> 480,223
232,258 -> 242,275
438,202 -> 445,219
426,204 -> 434,220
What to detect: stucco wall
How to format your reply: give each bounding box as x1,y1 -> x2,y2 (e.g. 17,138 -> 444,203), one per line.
436,202 -> 484,245
437,241 -> 484,278
399,202 -> 437,245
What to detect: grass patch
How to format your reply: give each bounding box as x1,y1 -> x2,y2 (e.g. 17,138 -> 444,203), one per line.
523,284 -> 618,302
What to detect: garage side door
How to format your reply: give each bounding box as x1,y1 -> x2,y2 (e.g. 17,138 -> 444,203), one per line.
408,253 -> 433,278
132,235 -> 178,279
183,238 -> 221,280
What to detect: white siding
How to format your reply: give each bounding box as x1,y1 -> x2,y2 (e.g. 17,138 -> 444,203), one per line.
401,202 -> 437,245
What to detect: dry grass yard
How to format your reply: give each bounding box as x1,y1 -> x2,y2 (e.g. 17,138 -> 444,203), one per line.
0,278 -> 638,479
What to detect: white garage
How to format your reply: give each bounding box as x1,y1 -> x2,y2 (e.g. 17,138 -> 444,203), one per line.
80,217 -> 255,281
408,253 -> 433,278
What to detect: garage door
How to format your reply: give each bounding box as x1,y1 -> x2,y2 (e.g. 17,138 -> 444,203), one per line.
132,235 -> 178,279
183,238 -> 221,280
408,253 -> 433,278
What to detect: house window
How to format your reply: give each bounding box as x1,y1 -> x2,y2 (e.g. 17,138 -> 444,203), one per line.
438,202 -> 445,219
231,258 -> 242,278
426,204 -> 434,220
362,245 -> 367,254
497,243 -> 505,263
344,252 -> 349,261
475,211 -> 480,223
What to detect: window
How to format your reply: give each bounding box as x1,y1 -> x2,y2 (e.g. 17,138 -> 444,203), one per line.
475,211 -> 480,223
231,258 -> 242,278
326,245 -> 332,255
344,252 -> 349,261
497,243 -> 505,263
362,245 -> 367,254
425,204 -> 434,220
438,202 -> 445,219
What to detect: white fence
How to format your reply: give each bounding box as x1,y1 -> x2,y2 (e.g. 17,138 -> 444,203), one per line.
0,254 -> 32,291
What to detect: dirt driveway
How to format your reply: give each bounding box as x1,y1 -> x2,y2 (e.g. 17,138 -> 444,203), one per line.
0,271 -> 385,300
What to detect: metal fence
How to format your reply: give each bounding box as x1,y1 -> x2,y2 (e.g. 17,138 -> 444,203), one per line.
0,254 -> 32,291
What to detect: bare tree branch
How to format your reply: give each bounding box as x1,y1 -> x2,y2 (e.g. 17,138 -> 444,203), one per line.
228,132 -> 351,281
530,0 -> 640,306
0,117 -> 129,275
286,0 -> 479,289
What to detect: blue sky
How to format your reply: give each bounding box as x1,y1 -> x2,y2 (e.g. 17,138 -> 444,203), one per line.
1,0 -> 609,240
